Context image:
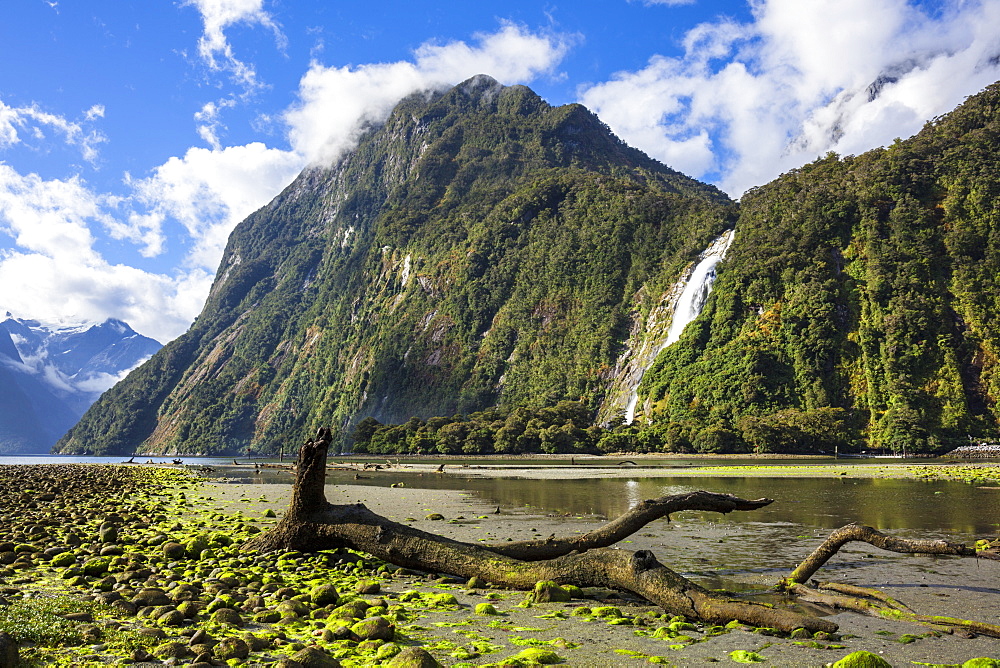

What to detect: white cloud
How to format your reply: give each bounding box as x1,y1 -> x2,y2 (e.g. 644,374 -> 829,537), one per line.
183,0 -> 285,88
75,356 -> 154,394
0,98 -> 106,163
579,0 -> 1000,196
0,249 -> 203,343
0,165 -> 103,259
129,142 -> 303,270
84,104 -> 105,121
0,165 -> 205,342
194,98 -> 237,150
0,23 -> 571,344
286,23 -> 573,165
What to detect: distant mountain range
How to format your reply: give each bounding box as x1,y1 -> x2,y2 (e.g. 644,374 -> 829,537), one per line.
0,315 -> 160,453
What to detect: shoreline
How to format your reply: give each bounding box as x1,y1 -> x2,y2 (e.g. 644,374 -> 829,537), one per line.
0,464 -> 998,666
306,460 -> 1000,481
203,480 -> 1000,666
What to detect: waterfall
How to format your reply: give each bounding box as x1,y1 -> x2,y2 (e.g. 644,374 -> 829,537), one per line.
624,229 -> 735,423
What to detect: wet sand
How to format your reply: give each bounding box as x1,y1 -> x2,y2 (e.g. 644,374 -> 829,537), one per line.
201,477 -> 1000,666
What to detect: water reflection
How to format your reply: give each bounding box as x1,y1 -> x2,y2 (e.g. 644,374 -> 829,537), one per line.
212,467 -> 1000,540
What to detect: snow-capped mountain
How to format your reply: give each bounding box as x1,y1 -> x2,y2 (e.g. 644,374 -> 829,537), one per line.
0,314 -> 161,453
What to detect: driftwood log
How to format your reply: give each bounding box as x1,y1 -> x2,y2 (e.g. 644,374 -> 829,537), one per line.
244,428 -> 1000,636
780,523 -> 1000,637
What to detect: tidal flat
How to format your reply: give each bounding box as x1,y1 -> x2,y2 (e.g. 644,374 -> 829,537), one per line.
0,463 -> 998,666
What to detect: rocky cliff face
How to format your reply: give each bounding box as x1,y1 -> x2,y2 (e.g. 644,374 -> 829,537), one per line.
56,76 -> 733,455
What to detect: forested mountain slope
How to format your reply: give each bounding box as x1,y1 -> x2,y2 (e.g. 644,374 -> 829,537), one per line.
637,81 -> 1000,453
56,75 -> 733,455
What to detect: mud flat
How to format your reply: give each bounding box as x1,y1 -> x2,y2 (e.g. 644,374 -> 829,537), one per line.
0,463 -> 997,666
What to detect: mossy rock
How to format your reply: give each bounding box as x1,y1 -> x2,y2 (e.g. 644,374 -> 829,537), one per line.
215,636 -> 250,661
310,583 -> 340,606
81,556 -> 111,576
50,551 -> 77,568
475,602 -> 500,615
590,605 -> 623,618
175,600 -> 200,618
331,599 -> 369,619
430,592 -> 459,607
152,641 -> 192,660
505,647 -> 562,664
157,609 -> 185,626
963,661 -> 1000,668
161,541 -> 186,559
376,642 -> 402,660
351,615 -> 394,641
239,632 -> 271,652
530,580 -> 571,603
325,621 -> 354,641
832,650 -> 892,668
277,599 -> 311,617
386,647 -> 443,667
424,513 -> 445,520
357,639 -> 385,653
254,609 -> 282,623
98,524 -> 119,543
205,594 -> 237,612
132,588 -> 171,607
210,607 -> 244,626
356,580 -> 381,594
291,645 -> 342,667
184,535 -> 210,559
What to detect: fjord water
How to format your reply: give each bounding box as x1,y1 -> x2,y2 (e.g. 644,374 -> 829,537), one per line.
345,472 -> 1000,537
205,457 -> 1000,540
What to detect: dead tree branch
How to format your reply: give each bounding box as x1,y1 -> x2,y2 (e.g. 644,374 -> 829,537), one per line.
779,523 -> 1000,638
783,523 -> 1000,586
243,429 -> 834,633
487,491 -> 773,560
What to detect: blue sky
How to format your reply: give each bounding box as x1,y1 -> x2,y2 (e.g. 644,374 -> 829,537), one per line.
2,0 -> 999,343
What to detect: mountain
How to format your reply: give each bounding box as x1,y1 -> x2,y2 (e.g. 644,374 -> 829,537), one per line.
55,75 -> 734,455
636,81 -> 1000,453
0,316 -> 161,453
59,76 -> 1000,457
